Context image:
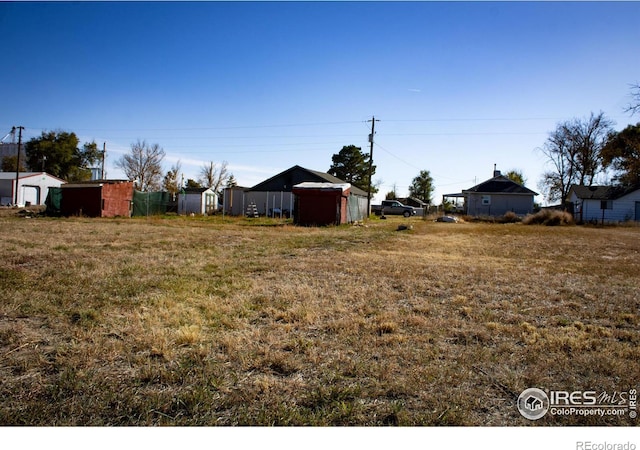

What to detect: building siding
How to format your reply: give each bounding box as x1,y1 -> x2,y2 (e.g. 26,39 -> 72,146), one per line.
61,186 -> 102,217
178,189 -> 218,215
102,182 -> 134,217
61,181 -> 133,217
293,186 -> 350,226
570,189 -> 640,222
0,172 -> 65,206
466,193 -> 534,216
245,191 -> 295,216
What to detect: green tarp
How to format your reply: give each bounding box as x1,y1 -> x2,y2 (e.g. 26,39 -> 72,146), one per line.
132,191 -> 176,216
45,187 -> 62,216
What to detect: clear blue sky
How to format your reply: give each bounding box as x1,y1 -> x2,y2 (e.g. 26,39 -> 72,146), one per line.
1,1 -> 639,204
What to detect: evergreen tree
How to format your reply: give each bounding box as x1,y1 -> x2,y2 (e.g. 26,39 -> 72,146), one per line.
328,145 -> 377,193
408,170 -> 434,204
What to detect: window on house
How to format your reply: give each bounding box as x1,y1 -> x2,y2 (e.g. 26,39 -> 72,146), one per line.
600,200 -> 613,210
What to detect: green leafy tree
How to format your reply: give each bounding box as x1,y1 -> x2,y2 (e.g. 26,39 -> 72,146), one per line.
601,122 -> 640,188
328,145 -> 377,193
24,131 -> 100,181
1,155 -> 27,172
185,179 -> 202,188
408,170 -> 434,204
162,160 -> 182,196
505,169 -> 526,186
385,183 -> 398,200
226,173 -> 238,188
115,140 -> 165,191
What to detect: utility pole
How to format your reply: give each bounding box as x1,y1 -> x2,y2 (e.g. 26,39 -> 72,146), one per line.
366,116 -> 379,216
14,126 -> 24,206
101,142 -> 106,179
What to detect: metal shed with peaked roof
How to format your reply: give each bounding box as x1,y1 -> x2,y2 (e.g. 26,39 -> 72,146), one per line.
178,187 -> 217,215
0,172 -> 66,206
242,165 -> 368,218
292,182 -> 352,226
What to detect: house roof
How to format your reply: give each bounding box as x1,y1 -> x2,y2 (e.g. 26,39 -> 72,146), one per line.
568,184 -> 638,201
463,175 -> 538,195
250,165 -> 368,197
62,179 -> 131,188
182,187 -> 214,193
0,171 -> 66,183
293,182 -> 351,192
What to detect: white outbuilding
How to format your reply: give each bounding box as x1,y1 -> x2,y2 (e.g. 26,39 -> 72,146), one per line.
0,172 -> 66,206
567,185 -> 640,223
178,187 -> 218,215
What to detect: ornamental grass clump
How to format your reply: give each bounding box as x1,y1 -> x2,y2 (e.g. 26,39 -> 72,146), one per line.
522,209 -> 574,226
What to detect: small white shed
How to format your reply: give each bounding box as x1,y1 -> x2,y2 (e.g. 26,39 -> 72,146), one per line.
567,185 -> 640,223
178,187 -> 218,215
0,172 -> 66,206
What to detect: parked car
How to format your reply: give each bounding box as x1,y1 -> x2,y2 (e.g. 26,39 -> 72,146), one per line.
371,200 -> 416,217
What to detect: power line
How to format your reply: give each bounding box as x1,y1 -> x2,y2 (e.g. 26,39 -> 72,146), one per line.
20,120 -> 365,133
383,117 -> 560,123
374,142 -> 421,170
382,131 -> 547,136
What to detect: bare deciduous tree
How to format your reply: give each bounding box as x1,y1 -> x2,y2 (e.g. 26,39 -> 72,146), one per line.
625,83 -> 640,116
199,160 -> 229,195
116,140 -> 165,191
537,112 -> 614,204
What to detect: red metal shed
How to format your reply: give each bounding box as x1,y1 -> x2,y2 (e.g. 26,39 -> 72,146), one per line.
61,180 -> 134,217
292,182 -> 351,226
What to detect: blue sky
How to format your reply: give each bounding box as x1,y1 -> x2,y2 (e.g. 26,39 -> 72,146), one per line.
1,1 -> 639,204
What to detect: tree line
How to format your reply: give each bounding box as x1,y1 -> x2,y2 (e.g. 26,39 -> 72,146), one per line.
115,140 -> 234,195
539,111 -> 640,204
2,131 -> 102,182
8,84 -> 639,203
343,84 -> 640,206
4,133 -> 234,196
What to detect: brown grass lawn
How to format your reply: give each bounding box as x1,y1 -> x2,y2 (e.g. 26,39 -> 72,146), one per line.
0,212 -> 638,426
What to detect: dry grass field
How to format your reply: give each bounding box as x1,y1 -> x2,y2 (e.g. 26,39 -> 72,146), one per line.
1,210 -> 638,426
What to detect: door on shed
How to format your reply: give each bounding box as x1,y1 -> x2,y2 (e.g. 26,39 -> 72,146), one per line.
635,202 -> 640,221
22,185 -> 40,205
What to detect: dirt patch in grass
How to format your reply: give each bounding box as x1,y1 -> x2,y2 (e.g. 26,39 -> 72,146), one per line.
0,215 -> 638,425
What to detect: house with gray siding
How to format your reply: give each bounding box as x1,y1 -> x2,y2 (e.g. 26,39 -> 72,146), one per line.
567,185 -> 640,223
462,170 -> 538,217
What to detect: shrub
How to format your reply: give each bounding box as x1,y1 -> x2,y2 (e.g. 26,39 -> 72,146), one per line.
522,209 -> 574,226
501,211 -> 521,223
